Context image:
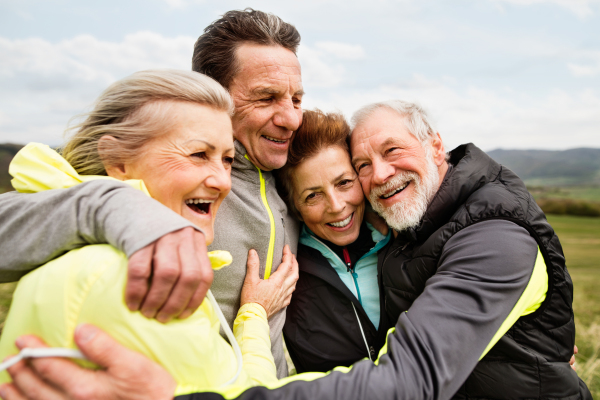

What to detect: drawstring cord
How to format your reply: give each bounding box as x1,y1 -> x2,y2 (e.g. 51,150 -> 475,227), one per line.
0,290 -> 244,388
0,347 -> 86,371
206,289 -> 243,387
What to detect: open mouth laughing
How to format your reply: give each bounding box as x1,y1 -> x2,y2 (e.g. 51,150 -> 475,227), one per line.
184,198 -> 214,215
380,182 -> 410,200
262,135 -> 287,144
326,213 -> 354,228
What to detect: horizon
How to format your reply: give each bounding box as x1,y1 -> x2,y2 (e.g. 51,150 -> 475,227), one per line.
1,0 -> 599,151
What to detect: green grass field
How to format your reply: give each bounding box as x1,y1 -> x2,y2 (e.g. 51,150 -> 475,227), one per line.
529,185 -> 600,202
548,215 -> 600,395
0,215 -> 598,394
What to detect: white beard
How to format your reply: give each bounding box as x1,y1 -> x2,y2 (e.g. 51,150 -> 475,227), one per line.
369,149 -> 440,232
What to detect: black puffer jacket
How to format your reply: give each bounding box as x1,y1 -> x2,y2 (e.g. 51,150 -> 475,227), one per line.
381,143 -> 591,399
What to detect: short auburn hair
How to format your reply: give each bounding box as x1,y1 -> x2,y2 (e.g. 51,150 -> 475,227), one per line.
192,8 -> 301,89
277,109 -> 350,219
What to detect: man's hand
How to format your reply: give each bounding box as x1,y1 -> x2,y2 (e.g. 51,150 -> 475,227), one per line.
240,245 -> 299,318
0,324 -> 175,400
570,344 -> 578,371
125,226 -> 213,323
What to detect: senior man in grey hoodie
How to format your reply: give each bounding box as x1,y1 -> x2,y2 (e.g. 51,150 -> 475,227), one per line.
0,9 -> 301,379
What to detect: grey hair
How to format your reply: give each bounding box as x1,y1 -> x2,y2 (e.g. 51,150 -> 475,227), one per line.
61,69 -> 233,176
350,100 -> 437,143
192,8 -> 301,89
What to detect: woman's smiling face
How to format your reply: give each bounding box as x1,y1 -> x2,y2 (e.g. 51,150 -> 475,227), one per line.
292,145 -> 365,246
111,101 -> 234,245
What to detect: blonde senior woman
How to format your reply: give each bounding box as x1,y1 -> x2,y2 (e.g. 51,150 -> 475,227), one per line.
0,70 -> 297,397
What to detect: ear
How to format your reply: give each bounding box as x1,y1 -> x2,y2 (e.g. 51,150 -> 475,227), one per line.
430,132 -> 446,167
98,135 -> 127,180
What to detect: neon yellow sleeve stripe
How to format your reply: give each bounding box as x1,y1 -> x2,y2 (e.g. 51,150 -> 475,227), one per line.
244,154 -> 276,279
479,247 -> 548,359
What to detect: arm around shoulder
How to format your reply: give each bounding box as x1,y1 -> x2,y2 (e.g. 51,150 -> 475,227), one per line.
0,180 -> 200,281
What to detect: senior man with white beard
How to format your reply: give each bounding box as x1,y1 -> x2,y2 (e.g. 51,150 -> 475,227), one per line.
2,101 -> 589,400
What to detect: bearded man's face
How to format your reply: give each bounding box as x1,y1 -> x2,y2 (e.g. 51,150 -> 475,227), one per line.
350,107 -> 446,232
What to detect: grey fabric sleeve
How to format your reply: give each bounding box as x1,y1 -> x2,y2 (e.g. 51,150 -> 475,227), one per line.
177,219 -> 538,400
0,180 -> 202,282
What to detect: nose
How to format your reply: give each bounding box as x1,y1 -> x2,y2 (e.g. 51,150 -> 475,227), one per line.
372,158 -> 396,186
272,99 -> 301,132
327,192 -> 345,214
205,162 -> 232,194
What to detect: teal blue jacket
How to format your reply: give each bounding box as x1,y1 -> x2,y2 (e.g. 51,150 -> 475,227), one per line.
299,223 -> 391,331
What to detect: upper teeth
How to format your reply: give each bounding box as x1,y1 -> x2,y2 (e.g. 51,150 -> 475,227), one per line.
264,135 -> 286,143
381,182 -> 409,199
185,199 -> 214,205
329,214 -> 352,228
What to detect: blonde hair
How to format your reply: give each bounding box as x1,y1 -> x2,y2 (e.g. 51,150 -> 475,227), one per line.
61,69 -> 234,176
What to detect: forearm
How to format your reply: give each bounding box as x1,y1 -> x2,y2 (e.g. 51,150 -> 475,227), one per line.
0,180 -> 200,281
175,220 -> 538,400
233,303 -> 278,386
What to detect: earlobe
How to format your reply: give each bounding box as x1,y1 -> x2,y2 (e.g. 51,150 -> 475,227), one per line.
98,135 -> 128,180
431,133 -> 446,166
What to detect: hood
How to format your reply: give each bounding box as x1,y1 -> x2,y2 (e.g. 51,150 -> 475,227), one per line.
9,143 -> 149,195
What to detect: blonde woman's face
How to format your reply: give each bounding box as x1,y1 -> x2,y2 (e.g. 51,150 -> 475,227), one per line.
119,102 -> 234,245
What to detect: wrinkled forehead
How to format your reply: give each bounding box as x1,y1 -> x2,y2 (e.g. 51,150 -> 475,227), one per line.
350,111 -> 411,156
232,44 -> 303,92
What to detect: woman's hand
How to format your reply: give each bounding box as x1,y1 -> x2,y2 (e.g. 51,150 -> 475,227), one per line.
240,245 -> 299,319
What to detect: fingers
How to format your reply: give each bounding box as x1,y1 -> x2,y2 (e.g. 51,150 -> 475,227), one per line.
71,324 -> 135,371
6,360 -> 64,400
245,249 -> 260,282
0,383 -> 28,400
156,232 -> 204,323
125,243 -> 154,311
179,239 -> 213,320
12,335 -> 95,398
574,345 -> 578,355
268,246 -> 293,283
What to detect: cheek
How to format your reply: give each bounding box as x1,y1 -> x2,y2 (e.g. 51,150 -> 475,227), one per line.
358,176 -> 371,197
348,186 -> 365,207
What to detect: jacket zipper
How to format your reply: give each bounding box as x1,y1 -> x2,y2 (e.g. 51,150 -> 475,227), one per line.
245,155 -> 276,279
343,247 -> 362,305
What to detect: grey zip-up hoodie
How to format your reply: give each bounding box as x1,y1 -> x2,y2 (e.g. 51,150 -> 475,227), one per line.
209,140 -> 300,378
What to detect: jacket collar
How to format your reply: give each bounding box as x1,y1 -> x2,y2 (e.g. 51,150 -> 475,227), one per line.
231,140 -> 274,183
396,143 -> 502,244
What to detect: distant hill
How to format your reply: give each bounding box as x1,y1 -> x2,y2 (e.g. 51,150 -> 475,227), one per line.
3,144 -> 600,193
0,143 -> 24,193
487,148 -> 600,187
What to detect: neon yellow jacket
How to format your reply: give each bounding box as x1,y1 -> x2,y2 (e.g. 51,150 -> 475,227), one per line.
0,143 -> 278,396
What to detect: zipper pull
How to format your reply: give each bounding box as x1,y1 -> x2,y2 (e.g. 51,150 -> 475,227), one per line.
343,247 -> 352,272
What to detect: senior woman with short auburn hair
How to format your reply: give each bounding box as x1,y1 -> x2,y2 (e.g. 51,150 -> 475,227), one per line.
0,70 -> 297,396
278,110 -> 392,373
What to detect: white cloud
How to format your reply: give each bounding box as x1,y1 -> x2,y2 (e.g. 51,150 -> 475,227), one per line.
567,50 -> 600,77
0,32 -> 195,145
302,74 -> 600,151
297,45 -> 346,88
492,0 -> 600,18
315,42 -> 366,60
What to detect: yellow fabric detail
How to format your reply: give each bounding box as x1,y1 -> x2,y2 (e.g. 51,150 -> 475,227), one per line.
244,154 -> 276,279
209,250 -> 233,270
479,247 -> 548,359
10,143 -> 150,196
0,143 -> 277,393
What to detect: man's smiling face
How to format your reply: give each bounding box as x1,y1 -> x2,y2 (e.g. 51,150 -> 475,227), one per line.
228,43 -> 303,171
350,107 -> 447,231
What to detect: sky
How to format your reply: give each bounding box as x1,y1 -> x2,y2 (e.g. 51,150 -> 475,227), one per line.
1,0 -> 599,151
